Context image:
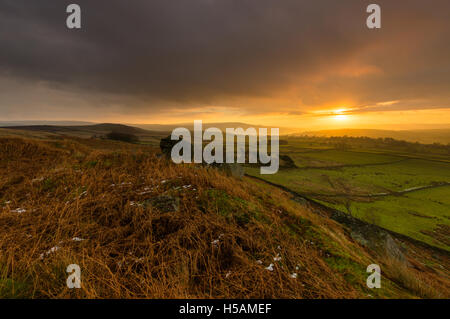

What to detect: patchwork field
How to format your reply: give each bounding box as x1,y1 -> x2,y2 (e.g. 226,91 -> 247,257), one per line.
247,137 -> 450,251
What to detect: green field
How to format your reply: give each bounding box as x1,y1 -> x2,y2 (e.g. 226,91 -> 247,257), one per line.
287,149 -> 402,168
248,137 -> 450,251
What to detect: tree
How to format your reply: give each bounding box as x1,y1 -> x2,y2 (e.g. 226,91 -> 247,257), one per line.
106,131 -> 139,143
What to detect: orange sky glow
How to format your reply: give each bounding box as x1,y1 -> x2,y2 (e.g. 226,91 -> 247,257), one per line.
1,1 -> 449,132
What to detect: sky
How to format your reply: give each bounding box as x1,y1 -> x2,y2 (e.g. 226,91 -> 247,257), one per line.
0,0 -> 449,130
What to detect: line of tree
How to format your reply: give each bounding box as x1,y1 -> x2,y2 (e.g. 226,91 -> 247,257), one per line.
297,135 -> 450,155
106,131 -> 139,143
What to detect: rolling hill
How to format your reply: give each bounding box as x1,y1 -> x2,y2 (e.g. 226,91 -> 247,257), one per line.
4,122 -> 449,144
133,122 -> 300,135
0,133 -> 448,298
0,123 -> 168,146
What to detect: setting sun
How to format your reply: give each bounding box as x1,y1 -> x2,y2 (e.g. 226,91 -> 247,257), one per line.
334,114 -> 349,121
332,108 -> 351,121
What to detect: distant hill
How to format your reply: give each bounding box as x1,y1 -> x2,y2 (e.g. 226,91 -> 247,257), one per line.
3,122 -> 449,144
301,129 -> 450,145
1,121 -> 299,135
133,122 -> 264,131
133,122 -> 299,135
2,123 -> 147,134
0,123 -> 167,145
1,121 -> 300,140
0,120 -> 95,127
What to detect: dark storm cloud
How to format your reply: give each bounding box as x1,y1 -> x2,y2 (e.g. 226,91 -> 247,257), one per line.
0,0 -> 449,114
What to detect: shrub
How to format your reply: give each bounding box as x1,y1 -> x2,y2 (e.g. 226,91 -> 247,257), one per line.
106,131 -> 139,143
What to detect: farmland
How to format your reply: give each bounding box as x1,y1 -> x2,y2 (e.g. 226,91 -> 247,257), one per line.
246,136 -> 450,251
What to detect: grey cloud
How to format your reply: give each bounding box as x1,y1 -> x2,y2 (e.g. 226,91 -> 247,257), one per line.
0,0 -> 449,116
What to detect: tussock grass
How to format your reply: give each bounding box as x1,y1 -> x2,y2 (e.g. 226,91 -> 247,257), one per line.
0,137 -> 448,299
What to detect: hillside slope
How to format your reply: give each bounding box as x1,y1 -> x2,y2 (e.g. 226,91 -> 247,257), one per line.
0,136 -> 448,298
0,124 -> 167,146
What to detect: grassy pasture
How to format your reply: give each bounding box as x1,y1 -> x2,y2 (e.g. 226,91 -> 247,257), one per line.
341,188 -> 450,250
288,149 -> 402,168
247,138 -> 450,251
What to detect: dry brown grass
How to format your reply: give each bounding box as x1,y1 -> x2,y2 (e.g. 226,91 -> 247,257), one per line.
0,137 -> 448,299
381,248 -> 450,299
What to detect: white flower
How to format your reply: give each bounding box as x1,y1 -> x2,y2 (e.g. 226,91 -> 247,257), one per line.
265,264 -> 274,271
290,273 -> 298,279
211,234 -> 224,247
211,239 -> 220,247
39,246 -> 61,259
273,254 -> 282,262
48,246 -> 60,253
72,237 -> 86,242
11,208 -> 26,214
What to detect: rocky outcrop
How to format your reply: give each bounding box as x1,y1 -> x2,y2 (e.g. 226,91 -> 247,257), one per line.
160,136 -> 244,179
160,136 -> 179,158
330,209 -> 407,261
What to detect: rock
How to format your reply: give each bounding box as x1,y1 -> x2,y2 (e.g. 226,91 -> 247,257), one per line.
343,214 -> 407,263
144,195 -> 180,213
385,234 -> 406,262
350,231 -> 370,247
160,135 -> 193,159
160,136 -> 177,158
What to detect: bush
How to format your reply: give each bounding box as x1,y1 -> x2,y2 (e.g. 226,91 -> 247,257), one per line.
106,131 -> 139,143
